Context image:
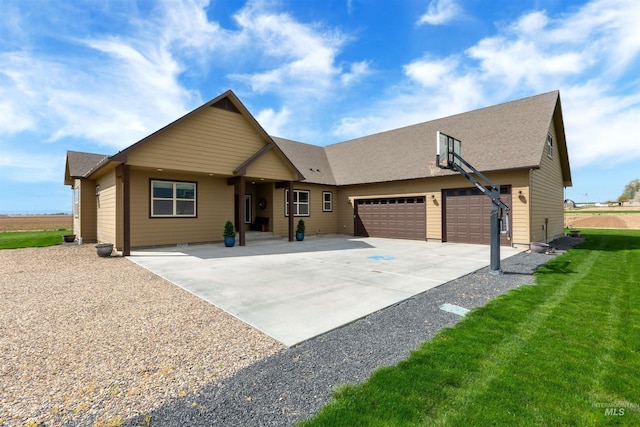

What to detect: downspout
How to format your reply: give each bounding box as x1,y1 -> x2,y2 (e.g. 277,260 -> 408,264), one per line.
529,168 -> 534,244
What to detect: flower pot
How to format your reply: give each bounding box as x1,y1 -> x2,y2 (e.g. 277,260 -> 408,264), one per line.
296,232 -> 304,241
63,234 -> 76,243
569,230 -> 581,237
95,243 -> 114,257
224,236 -> 235,247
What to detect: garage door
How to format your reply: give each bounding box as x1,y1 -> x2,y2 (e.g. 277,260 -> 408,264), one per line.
355,197 -> 426,240
444,187 -> 511,245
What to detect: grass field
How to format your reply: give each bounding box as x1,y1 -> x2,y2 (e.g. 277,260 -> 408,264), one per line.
0,215 -> 73,249
0,229 -> 74,249
301,229 -> 640,426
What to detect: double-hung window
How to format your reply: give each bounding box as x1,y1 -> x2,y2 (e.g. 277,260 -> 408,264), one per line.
151,180 -> 196,217
322,191 -> 333,212
285,189 -> 310,216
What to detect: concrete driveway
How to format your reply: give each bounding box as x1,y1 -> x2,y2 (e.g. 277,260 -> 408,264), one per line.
129,235 -> 522,346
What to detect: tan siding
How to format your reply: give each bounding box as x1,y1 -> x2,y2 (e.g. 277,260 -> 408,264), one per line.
246,149 -> 299,181
126,108 -> 296,181
530,122 -> 565,243
96,172 -> 116,244
79,179 -> 98,242
129,170 -> 233,247
332,171 -> 530,245
272,184 -> 339,236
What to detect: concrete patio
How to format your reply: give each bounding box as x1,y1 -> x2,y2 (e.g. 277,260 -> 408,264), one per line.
129,235 -> 522,346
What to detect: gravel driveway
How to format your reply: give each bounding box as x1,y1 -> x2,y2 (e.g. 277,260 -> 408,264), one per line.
0,245 -> 284,426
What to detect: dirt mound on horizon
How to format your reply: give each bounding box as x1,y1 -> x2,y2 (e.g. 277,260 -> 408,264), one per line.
565,214 -> 640,229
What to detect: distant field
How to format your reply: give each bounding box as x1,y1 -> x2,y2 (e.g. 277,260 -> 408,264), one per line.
0,215 -> 73,232
565,206 -> 640,229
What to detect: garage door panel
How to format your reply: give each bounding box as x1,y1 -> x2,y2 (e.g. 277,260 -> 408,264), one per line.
355,197 -> 425,240
445,187 -> 511,245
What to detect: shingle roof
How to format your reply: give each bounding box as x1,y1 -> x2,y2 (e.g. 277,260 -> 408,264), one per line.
271,137 -> 337,185
321,90 -> 565,185
66,150 -> 109,178
66,90 -> 570,188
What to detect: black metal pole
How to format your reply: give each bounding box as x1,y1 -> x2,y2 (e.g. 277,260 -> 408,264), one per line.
489,186 -> 502,275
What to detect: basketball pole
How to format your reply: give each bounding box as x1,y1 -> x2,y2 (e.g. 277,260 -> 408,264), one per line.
489,185 -> 501,275
436,131 -> 510,275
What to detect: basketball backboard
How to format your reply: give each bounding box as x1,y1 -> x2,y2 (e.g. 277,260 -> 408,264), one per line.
436,131 -> 462,169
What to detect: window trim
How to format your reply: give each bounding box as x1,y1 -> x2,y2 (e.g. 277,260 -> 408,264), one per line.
284,189 -> 310,217
546,133 -> 553,158
150,179 -> 197,218
322,191 -> 333,212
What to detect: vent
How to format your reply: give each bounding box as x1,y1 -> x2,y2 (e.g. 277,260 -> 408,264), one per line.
211,97 -> 241,114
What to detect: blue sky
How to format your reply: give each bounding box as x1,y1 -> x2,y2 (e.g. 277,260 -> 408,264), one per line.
1,0 -> 639,214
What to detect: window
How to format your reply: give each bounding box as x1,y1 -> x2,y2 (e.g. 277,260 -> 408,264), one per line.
323,191 -> 333,212
546,133 -> 553,158
151,180 -> 196,217
284,189 -> 310,216
245,194 -> 252,224
73,183 -> 79,218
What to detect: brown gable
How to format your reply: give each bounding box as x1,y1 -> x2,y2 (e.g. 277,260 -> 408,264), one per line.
89,90 -> 303,181
325,90 -> 565,185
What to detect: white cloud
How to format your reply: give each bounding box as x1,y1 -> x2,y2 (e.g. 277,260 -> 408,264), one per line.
341,61 -> 370,86
404,57 -> 458,87
561,84 -> 640,168
228,1 -> 366,99
255,107 -> 291,137
336,0 -> 640,171
418,0 -> 461,26
0,2 -> 206,151
0,150 -> 62,183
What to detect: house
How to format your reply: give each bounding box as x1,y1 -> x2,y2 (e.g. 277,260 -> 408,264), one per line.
64,90 -> 571,256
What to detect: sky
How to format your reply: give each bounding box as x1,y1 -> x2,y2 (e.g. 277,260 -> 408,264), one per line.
1,0 -> 639,214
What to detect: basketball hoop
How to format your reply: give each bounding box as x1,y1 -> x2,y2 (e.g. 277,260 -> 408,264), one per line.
427,160 -> 441,176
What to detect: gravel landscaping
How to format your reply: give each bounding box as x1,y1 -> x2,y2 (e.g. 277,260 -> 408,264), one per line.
1,237 -> 581,426
0,245 -> 284,427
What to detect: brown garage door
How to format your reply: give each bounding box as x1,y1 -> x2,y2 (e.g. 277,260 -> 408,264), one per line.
444,187 -> 511,245
355,197 -> 426,240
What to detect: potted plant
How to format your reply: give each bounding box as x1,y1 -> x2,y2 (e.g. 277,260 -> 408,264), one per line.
223,220 -> 236,247
296,219 -> 305,241
63,234 -> 76,243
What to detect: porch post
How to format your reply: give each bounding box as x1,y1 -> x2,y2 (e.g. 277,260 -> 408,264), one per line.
288,181 -> 294,241
116,164 -> 131,256
239,175 -> 246,246
123,165 -> 130,256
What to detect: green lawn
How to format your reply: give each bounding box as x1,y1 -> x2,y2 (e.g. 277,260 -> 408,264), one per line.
0,229 -> 73,249
301,229 -> 640,426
